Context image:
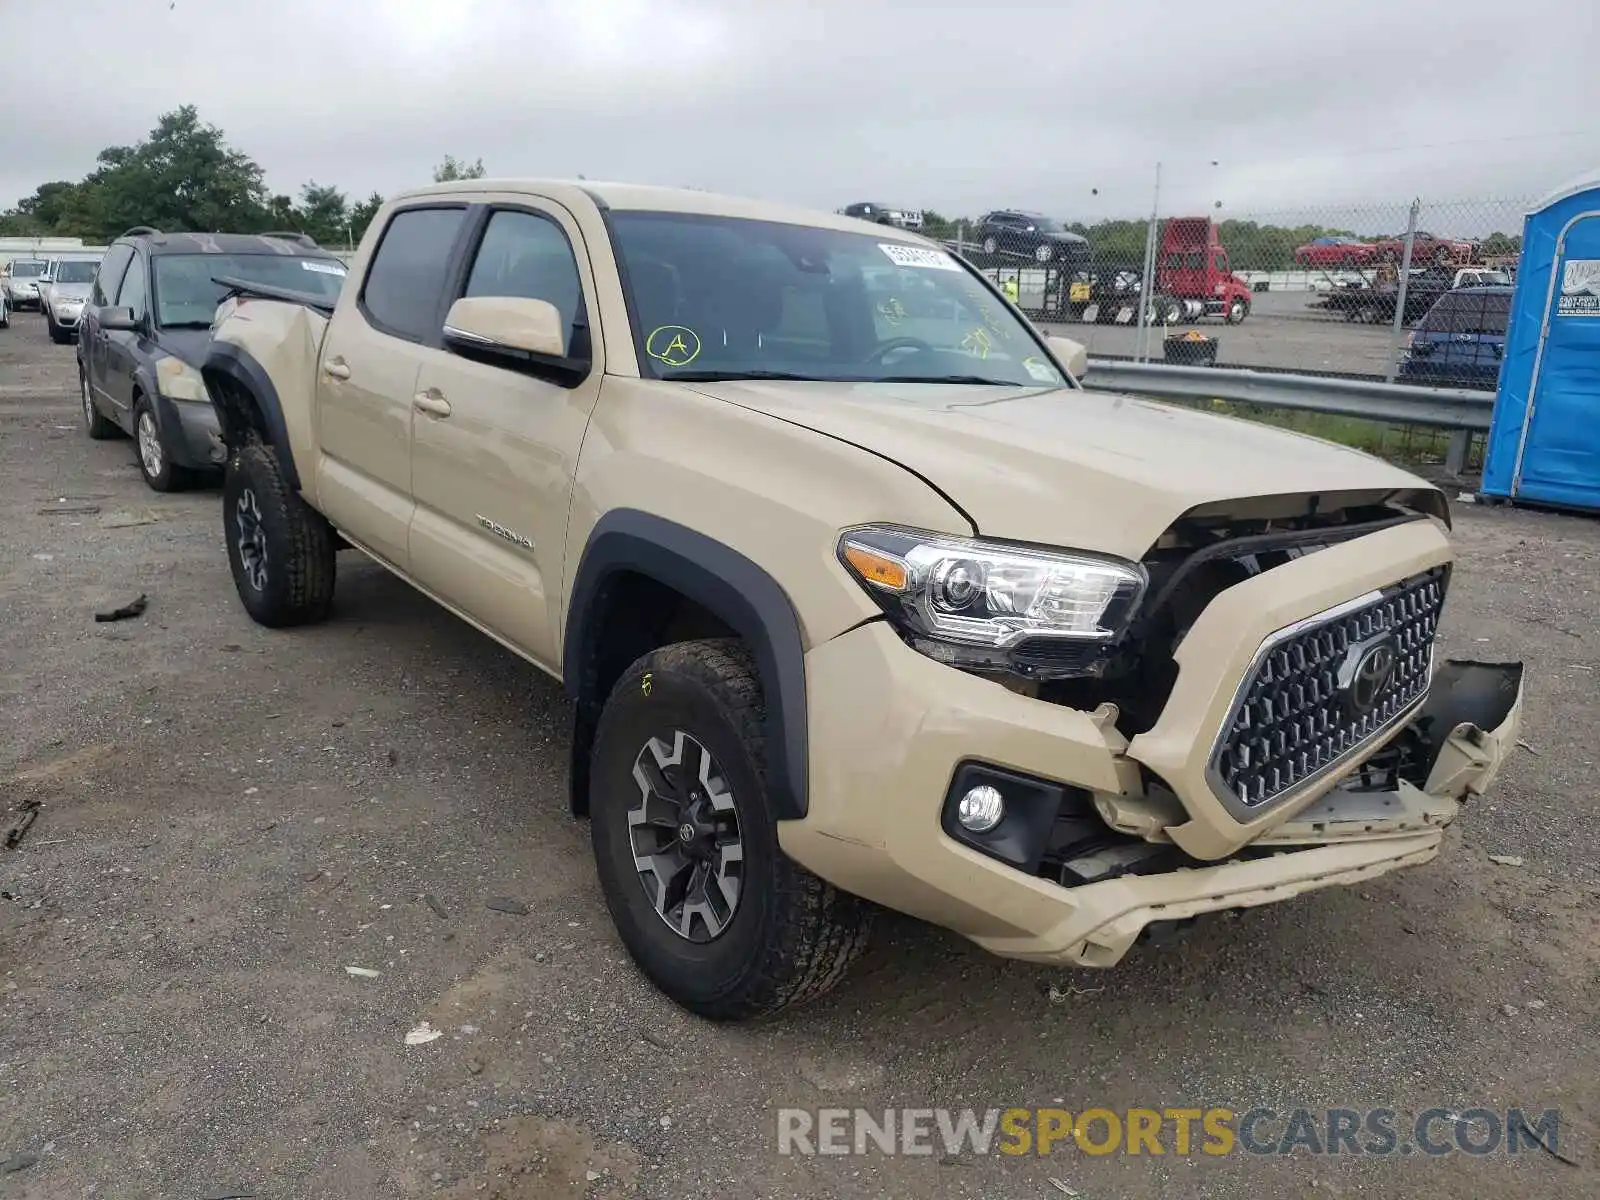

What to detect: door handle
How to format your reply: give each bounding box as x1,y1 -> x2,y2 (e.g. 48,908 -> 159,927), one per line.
413,391 -> 452,417
322,359 -> 351,380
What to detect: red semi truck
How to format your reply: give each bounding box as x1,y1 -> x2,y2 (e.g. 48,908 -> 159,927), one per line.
1155,217 -> 1254,324
1084,216 -> 1254,325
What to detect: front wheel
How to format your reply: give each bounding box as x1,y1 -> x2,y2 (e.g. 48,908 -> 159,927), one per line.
222,439 -> 336,627
1226,298 -> 1248,324
133,395 -> 192,492
589,640 -> 873,1020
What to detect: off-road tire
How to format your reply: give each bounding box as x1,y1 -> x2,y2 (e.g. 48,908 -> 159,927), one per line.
223,438 -> 336,628
589,639 -> 873,1021
81,369 -> 118,440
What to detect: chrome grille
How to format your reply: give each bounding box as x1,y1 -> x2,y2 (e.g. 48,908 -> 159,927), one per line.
1209,567 -> 1447,811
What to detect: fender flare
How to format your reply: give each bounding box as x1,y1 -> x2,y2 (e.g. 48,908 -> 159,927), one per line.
201,341 -> 302,492
564,509 -> 809,821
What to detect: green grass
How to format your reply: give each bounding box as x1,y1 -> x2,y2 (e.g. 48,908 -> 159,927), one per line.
1175,398 -> 1482,471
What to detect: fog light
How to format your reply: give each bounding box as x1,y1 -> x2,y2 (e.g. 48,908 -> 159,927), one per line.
956,785 -> 1005,832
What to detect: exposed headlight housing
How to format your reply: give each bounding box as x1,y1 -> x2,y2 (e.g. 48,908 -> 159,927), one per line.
837,525 -> 1146,679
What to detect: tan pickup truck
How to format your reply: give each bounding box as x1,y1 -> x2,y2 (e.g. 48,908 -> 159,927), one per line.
199,180 -> 1525,1020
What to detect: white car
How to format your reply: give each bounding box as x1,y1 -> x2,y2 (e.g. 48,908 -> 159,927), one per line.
2,257 -> 49,311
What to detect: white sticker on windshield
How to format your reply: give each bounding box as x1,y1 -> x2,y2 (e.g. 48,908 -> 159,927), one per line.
302,260 -> 346,276
878,243 -> 960,271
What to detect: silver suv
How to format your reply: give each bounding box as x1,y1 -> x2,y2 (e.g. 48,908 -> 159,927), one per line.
39,257 -> 102,344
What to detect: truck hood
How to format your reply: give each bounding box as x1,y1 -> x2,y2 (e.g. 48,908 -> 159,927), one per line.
686,380 -> 1443,557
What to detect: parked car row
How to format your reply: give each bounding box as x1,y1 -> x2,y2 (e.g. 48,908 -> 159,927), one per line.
1294,231 -> 1479,270
18,226 -> 349,491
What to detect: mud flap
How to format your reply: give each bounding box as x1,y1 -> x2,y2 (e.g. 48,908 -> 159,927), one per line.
1407,660 -> 1526,799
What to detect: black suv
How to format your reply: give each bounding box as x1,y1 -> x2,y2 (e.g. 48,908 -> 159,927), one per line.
77,227 -> 348,491
972,210 -> 1090,268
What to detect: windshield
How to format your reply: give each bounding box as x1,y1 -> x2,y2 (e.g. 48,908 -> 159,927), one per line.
152,253 -> 347,326
10,260 -> 46,278
54,261 -> 99,284
609,212 -> 1068,388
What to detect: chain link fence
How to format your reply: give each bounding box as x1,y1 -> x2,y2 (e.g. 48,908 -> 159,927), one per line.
862,194 -> 1537,472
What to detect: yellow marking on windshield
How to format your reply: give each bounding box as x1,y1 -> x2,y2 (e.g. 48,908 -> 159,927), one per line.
646,325 -> 702,367
960,328 -> 994,359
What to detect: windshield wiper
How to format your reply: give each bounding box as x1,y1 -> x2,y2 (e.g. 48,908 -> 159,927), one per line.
661,369 -> 822,382
873,374 -> 1025,386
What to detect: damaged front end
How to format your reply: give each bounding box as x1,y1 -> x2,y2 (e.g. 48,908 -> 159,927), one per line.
999,659 -> 1526,968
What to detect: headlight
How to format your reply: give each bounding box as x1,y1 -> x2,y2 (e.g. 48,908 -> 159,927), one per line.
837,525 -> 1146,679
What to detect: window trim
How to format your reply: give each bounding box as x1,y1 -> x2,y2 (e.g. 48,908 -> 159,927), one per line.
92,243 -> 135,307
114,249 -> 150,321
441,201 -> 596,386
355,202 -> 473,347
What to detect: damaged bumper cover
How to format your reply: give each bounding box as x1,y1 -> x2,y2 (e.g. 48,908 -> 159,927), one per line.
785,612 -> 1525,969
1024,660 -> 1526,967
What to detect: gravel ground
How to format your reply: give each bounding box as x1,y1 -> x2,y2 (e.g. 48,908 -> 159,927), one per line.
1,311 -> 1596,1199
1038,291 -> 1411,376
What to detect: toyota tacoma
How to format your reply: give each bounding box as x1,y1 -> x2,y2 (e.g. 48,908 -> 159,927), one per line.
199,180 -> 1526,1020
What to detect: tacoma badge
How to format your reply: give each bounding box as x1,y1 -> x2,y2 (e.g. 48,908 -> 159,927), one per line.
475,514 -> 534,551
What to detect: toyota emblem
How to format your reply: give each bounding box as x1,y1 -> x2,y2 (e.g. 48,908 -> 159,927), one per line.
1347,642 -> 1397,715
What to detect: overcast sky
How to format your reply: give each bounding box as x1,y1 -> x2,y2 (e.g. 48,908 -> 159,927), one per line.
3,0 -> 1596,229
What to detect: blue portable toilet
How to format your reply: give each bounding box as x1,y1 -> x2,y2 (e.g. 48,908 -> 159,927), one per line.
1480,168 -> 1600,510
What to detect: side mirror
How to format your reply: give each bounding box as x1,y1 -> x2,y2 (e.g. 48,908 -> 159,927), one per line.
442,295 -> 588,384
1047,335 -> 1088,380
99,306 -> 140,332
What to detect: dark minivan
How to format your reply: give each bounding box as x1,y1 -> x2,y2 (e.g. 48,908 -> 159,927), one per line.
77,226 -> 348,490
1398,285 -> 1513,391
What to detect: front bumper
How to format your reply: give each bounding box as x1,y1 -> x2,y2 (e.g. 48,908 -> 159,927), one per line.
53,306 -> 84,330
153,394 -> 226,469
782,523 -> 1525,968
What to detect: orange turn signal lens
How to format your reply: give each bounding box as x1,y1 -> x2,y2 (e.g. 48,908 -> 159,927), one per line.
843,543 -> 909,592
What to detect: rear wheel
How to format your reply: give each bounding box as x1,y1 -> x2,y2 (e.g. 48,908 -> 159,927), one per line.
81,370 -> 118,440
222,439 -> 337,627
589,640 -> 873,1020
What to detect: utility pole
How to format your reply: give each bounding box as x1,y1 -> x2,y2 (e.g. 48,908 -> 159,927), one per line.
1135,162 -> 1162,362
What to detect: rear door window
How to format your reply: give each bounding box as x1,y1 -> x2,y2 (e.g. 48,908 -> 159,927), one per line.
359,206 -> 469,343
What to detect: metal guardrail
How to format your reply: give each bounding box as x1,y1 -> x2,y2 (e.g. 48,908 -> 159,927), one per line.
1080,360 -> 1495,432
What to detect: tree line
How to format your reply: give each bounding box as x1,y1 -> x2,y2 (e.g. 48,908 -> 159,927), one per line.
0,106 -> 485,250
